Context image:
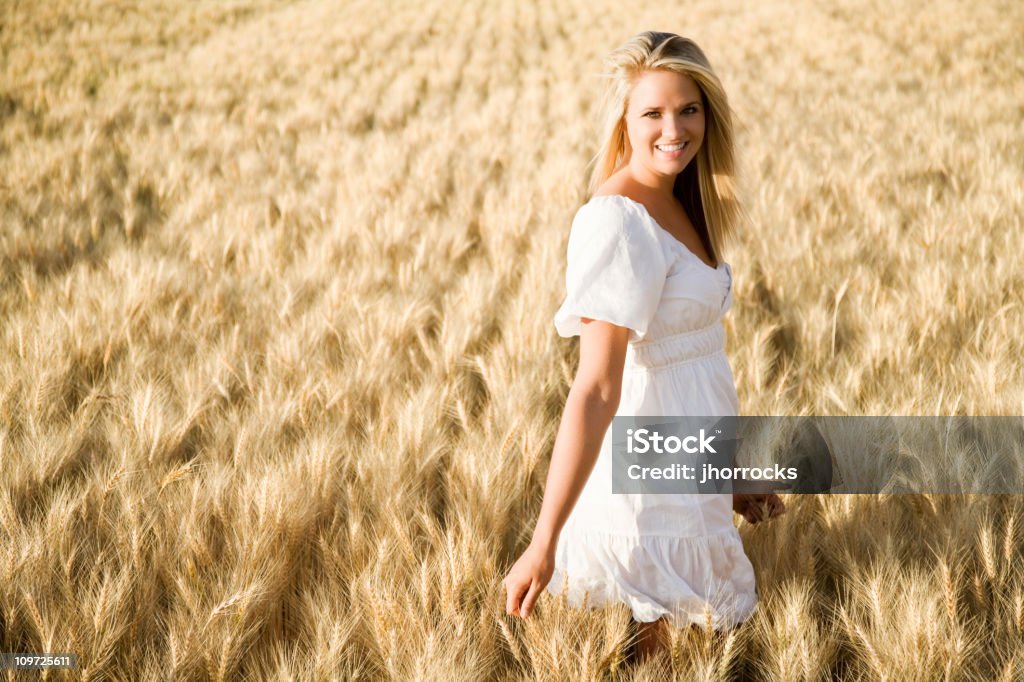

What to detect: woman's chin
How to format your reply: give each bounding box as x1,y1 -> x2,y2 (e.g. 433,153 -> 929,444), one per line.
653,160 -> 688,175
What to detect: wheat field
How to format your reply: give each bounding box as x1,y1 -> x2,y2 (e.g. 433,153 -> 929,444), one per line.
2,0 -> 1023,679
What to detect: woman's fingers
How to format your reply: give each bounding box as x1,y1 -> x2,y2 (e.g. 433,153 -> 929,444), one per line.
521,580 -> 542,619
737,494 -> 787,524
735,495 -> 760,523
503,577 -> 543,619
749,495 -> 766,523
504,577 -> 529,617
502,544 -> 554,619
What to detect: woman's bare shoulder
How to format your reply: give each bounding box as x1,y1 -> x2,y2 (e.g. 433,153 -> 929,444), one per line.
590,176 -> 657,220
592,173 -> 636,201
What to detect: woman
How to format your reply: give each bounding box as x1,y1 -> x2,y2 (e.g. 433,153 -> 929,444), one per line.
502,31 -> 784,662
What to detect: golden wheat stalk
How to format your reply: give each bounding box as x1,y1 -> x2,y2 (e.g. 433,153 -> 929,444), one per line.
1003,513 -> 1016,567
101,465 -> 128,508
497,615 -> 525,665
980,524 -> 998,583
22,590 -> 47,642
939,559 -> 958,624
159,457 -> 200,496
716,629 -> 738,681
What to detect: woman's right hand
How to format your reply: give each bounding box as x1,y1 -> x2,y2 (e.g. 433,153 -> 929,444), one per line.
502,541 -> 555,619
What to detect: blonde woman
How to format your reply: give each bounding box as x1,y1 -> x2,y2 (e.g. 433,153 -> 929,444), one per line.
502,31 -> 784,663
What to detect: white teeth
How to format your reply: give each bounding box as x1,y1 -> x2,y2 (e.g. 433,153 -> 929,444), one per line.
656,142 -> 687,152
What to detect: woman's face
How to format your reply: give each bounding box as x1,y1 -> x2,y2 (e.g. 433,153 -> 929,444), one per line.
623,69 -> 705,182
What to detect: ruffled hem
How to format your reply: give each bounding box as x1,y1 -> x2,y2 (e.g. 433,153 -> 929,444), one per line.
545,526 -> 758,630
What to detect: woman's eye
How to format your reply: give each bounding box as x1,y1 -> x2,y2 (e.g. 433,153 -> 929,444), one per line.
644,108 -> 697,118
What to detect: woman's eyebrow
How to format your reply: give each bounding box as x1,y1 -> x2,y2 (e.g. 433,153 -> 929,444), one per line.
641,100 -> 701,110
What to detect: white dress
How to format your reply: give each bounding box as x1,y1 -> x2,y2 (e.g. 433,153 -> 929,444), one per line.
546,194 -> 758,629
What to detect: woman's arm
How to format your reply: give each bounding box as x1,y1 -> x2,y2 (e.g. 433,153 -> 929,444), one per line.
531,317 -> 629,548
502,318 -> 629,618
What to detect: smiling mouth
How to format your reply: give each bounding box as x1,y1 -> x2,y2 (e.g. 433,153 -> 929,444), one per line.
655,141 -> 688,152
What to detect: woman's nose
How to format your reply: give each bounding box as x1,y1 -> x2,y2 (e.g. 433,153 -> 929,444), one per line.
661,116 -> 682,138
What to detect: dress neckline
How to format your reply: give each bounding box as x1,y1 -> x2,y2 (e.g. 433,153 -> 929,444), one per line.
590,194 -> 728,274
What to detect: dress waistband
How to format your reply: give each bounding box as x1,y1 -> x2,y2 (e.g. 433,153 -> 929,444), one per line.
626,322 -> 725,370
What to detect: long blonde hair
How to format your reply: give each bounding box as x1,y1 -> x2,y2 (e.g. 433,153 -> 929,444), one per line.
587,31 -> 744,262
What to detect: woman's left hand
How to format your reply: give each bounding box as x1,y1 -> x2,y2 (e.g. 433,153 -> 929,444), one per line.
733,493 -> 785,524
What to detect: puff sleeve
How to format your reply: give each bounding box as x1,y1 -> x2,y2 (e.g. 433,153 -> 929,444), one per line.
553,199 -> 669,343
